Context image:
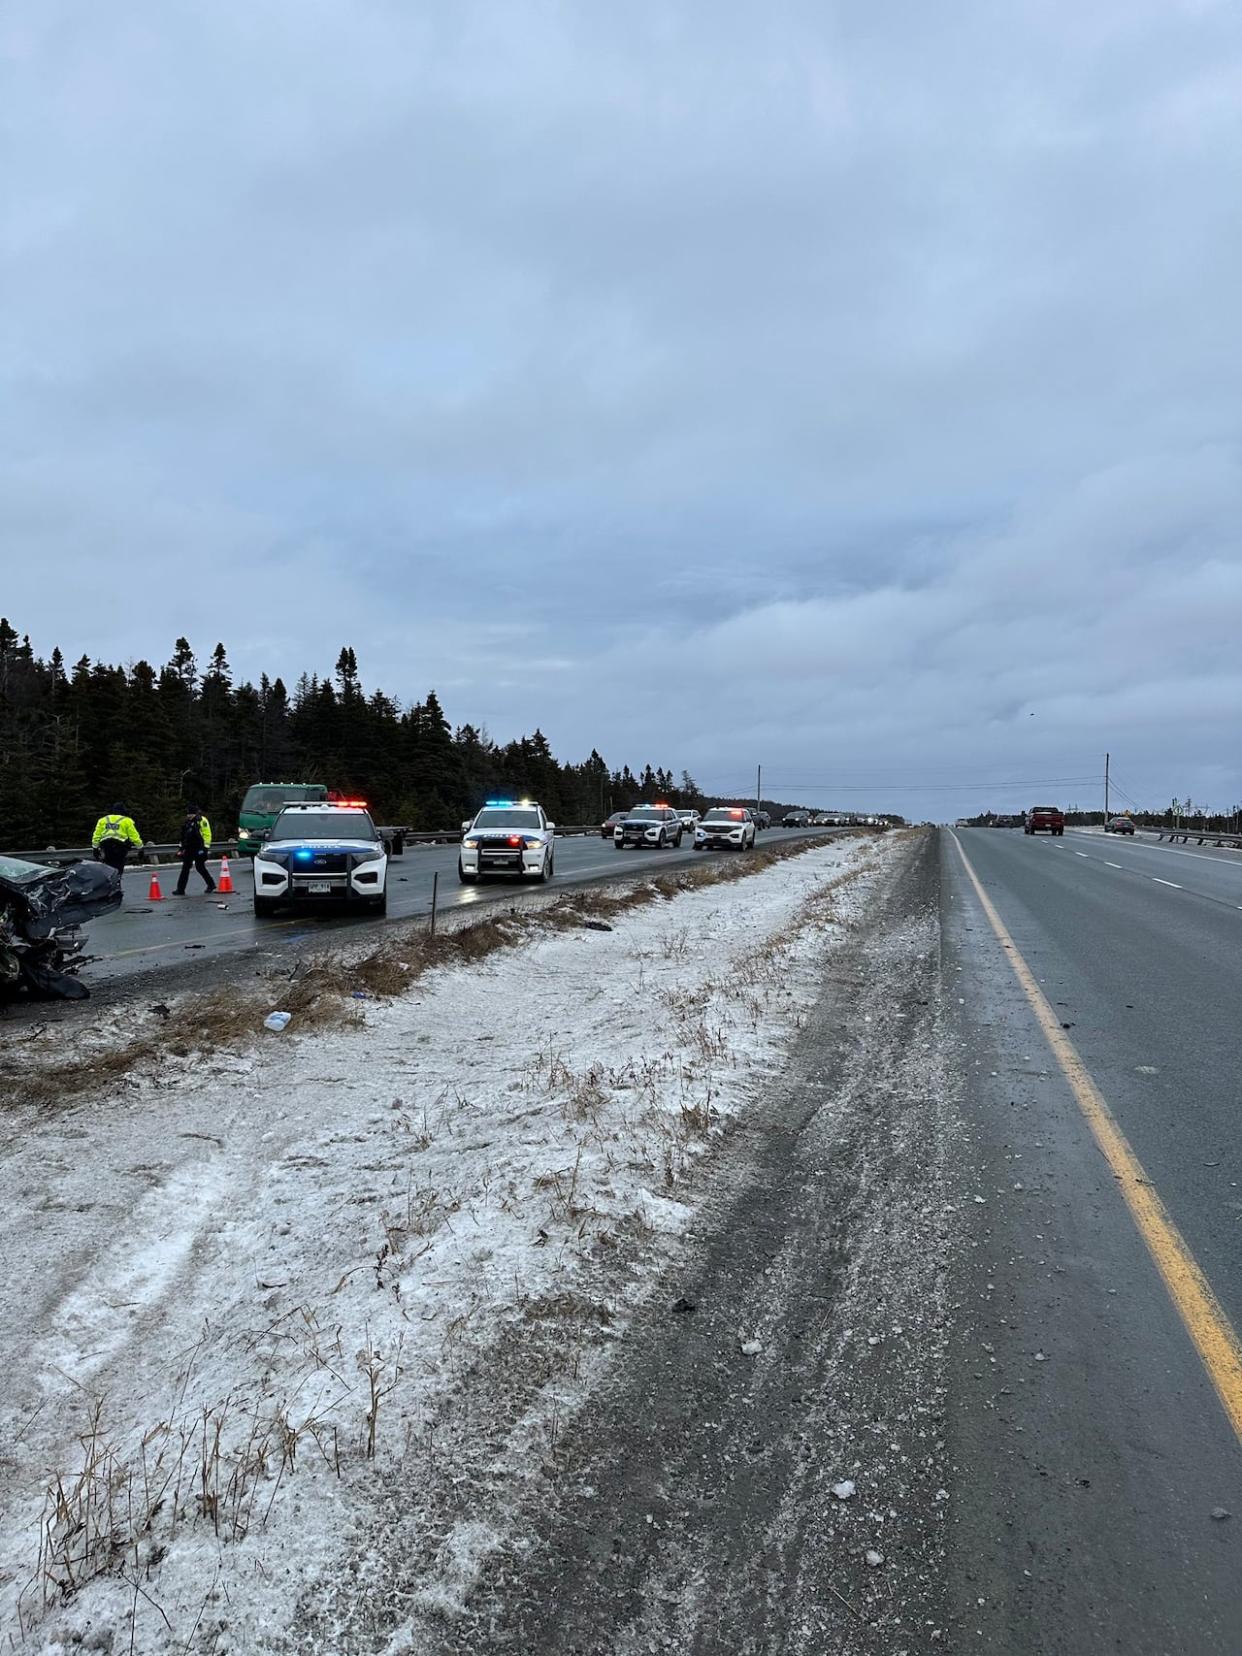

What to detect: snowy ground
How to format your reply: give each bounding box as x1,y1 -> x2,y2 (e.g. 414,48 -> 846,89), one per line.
0,835 -> 888,1653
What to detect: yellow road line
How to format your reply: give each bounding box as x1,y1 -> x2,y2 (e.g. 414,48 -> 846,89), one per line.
951,832 -> 1242,1444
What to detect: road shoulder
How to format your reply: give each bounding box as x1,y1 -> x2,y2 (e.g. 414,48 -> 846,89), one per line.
444,828 -> 957,1655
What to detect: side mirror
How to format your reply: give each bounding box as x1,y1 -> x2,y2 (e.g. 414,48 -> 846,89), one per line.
546,822 -> 556,833
461,820 -> 472,833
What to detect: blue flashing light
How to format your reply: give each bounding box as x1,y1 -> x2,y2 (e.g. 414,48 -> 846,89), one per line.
295,849 -> 313,861
485,799 -> 515,807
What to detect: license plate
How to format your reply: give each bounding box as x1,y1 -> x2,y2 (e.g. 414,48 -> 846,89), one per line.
306,881 -> 332,894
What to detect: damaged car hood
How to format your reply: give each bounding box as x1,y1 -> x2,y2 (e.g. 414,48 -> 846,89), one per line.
0,856 -> 123,938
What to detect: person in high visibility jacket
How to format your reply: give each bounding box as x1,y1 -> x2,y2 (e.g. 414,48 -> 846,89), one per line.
91,804 -> 143,873
173,807 -> 216,896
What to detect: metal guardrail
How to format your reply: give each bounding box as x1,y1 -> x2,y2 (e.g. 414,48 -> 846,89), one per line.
1156,828 -> 1242,848
7,824 -> 607,867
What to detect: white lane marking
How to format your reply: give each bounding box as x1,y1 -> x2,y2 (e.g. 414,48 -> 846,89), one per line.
1077,835 -> 1242,870
1152,878 -> 1183,889
1106,862 -> 1123,869
1074,851 -> 1088,857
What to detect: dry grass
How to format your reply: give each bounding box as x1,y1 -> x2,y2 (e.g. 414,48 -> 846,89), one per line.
29,1381 -> 346,1626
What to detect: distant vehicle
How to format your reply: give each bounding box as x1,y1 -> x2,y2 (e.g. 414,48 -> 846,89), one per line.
238,782 -> 329,854
614,804 -> 684,850
1025,805 -> 1065,836
677,808 -> 702,833
753,811 -> 771,830
253,803 -> 388,916
460,801 -> 556,883
1105,816 -> 1136,835
695,807 -> 757,852
782,811 -> 810,827
601,810 -> 627,839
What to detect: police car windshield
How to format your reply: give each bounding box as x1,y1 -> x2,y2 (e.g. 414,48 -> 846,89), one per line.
627,807 -> 665,820
270,811 -> 376,840
703,809 -> 745,822
474,809 -> 541,830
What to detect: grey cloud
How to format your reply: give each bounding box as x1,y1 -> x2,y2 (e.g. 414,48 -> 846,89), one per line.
3,0 -> 1241,818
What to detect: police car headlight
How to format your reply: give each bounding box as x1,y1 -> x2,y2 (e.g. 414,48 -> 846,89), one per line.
257,849 -> 290,867
353,847 -> 384,863
522,836 -> 543,849
462,837 -> 480,849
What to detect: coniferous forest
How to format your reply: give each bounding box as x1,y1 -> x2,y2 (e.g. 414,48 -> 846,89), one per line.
0,620 -> 705,848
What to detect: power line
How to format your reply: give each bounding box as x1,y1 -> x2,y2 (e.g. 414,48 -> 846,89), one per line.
711,775 -> 1103,795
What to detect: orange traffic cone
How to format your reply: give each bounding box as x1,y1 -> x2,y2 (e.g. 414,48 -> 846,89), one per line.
217,855 -> 234,896
148,870 -> 164,901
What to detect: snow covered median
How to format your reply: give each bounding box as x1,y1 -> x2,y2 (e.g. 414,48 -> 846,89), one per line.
0,834 -> 891,1652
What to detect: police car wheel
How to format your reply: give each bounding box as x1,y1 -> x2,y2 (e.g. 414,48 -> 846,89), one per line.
254,896 -> 279,917
537,852 -> 551,883
371,891 -> 388,914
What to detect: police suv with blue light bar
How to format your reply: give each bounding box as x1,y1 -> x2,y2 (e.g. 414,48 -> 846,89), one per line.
252,802 -> 389,916
614,804 -> 684,850
459,801 -> 556,883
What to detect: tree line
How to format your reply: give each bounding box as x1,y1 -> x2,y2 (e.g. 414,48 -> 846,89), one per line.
0,620 -> 708,848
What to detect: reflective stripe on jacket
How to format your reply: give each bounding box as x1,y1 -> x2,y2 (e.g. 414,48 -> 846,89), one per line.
181,815 -> 213,854
92,814 -> 142,848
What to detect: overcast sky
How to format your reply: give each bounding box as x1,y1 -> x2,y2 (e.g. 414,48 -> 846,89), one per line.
4,1 -> 1240,820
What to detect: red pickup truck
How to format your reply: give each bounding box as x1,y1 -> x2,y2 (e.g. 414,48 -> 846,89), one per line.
1025,804 -> 1065,836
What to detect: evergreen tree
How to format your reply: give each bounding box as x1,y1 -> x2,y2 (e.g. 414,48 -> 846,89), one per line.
0,616 -> 712,847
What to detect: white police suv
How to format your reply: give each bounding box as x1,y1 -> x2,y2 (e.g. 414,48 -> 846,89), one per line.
614,804 -> 684,850
252,802 -> 389,916
695,806 -> 757,851
459,801 -> 556,883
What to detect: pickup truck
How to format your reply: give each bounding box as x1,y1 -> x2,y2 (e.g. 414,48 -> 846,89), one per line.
1024,804 -> 1065,836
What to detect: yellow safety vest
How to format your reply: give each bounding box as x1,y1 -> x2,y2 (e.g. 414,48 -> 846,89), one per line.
92,813 -> 142,848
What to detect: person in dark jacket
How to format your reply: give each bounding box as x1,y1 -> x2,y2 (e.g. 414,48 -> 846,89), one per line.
173,807 -> 216,895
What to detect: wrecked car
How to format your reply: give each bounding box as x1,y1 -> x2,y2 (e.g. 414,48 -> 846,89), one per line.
0,855 -> 121,1000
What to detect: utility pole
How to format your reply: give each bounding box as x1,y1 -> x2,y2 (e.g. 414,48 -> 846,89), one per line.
756,763 -> 762,817
1104,752 -> 1109,822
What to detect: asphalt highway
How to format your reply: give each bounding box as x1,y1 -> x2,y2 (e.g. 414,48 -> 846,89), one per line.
943,826 -> 1242,1652
85,826 -> 831,987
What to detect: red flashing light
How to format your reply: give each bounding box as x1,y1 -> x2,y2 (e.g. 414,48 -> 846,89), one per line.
507,835 -> 522,847
337,799 -> 369,809
730,809 -> 744,818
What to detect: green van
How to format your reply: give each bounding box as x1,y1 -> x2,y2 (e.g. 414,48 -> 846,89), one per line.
237,782 -> 329,854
